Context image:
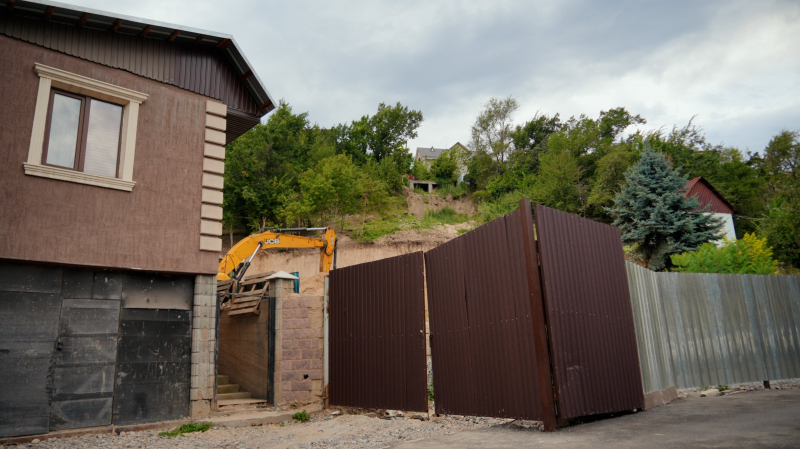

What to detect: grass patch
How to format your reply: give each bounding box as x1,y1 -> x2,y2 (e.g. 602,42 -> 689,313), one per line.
717,384 -> 730,392
293,410 -> 310,422
421,207 -> 470,227
159,422 -> 211,437
457,228 -> 471,235
427,383 -> 435,402
434,182 -> 468,197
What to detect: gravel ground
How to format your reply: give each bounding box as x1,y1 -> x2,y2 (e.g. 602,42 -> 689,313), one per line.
12,410 -> 535,449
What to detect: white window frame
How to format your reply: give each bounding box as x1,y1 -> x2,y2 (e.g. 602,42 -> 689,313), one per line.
24,63 -> 148,192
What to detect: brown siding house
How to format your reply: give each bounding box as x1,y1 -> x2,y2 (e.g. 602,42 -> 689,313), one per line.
0,0 -> 274,439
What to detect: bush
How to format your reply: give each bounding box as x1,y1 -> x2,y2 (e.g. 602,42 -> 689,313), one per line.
293,410 -> 310,422
159,422 -> 212,437
671,233 -> 779,275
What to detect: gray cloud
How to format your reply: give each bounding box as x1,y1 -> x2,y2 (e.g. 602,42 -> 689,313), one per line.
71,0 -> 800,153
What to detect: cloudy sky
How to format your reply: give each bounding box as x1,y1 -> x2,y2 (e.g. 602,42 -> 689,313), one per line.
73,0 -> 799,153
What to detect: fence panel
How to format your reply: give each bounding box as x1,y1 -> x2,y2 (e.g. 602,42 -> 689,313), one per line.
328,252 -> 427,412
534,205 -> 644,418
425,204 -> 554,426
626,262 -> 675,394
628,263 -> 800,390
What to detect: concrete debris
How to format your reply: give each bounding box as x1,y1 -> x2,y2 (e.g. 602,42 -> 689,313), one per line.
331,411 -> 341,416
410,414 -> 428,421
700,389 -> 720,397
119,432 -> 126,437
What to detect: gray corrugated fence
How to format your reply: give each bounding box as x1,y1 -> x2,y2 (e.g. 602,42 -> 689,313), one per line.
627,262 -> 800,392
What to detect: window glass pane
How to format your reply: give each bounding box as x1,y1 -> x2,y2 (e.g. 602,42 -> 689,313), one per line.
84,99 -> 123,177
46,93 -> 82,168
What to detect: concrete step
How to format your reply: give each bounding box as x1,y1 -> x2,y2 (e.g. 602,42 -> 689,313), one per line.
218,375 -> 229,385
217,384 -> 240,394
216,398 -> 269,410
217,392 -> 253,400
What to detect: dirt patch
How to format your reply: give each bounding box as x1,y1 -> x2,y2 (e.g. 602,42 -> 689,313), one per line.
248,224 -> 475,297
404,187 -> 476,218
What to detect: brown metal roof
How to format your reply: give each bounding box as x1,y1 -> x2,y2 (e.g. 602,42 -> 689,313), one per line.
684,177 -> 735,214
1,0 -> 275,143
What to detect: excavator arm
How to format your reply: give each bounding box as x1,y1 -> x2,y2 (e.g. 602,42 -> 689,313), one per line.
217,227 -> 336,281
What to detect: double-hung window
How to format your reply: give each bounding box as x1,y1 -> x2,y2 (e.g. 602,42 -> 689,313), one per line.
24,64 -> 148,191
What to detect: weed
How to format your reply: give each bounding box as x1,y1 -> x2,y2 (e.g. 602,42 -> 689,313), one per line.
414,187 -> 427,195
427,384 -> 435,402
423,196 -> 429,204
279,422 -> 285,427
159,422 -> 211,437
717,384 -> 730,391
457,228 -> 471,235
292,410 -> 310,423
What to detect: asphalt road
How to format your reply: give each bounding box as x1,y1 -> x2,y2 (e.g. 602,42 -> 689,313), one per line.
395,389 -> 800,448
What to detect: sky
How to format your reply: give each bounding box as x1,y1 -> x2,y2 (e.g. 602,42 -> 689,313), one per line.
70,0 -> 800,154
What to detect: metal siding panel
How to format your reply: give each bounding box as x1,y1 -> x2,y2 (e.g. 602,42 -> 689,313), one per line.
426,208 -> 546,421
535,204 -> 644,418
328,252 -> 427,412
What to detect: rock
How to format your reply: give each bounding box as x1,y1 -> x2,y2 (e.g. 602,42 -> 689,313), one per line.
410,414 -> 428,421
700,388 -> 720,397
31,439 -> 40,444
128,431 -> 135,436
120,431 -> 127,437
331,411 -> 341,416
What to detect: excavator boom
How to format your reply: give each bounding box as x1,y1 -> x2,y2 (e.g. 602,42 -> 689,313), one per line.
218,227 -> 336,281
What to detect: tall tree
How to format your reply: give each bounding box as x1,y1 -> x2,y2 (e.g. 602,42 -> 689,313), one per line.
608,143 -> 724,270
469,96 -> 520,163
760,130 -> 800,268
533,149 -> 586,215
509,112 -> 562,175
333,102 -> 422,173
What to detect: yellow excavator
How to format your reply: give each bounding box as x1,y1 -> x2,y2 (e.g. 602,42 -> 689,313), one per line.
217,227 -> 337,281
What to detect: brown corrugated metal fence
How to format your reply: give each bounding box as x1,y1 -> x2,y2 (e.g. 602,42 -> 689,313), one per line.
328,252 -> 427,412
425,203 -> 556,427
534,204 -> 644,418
328,201 -> 643,427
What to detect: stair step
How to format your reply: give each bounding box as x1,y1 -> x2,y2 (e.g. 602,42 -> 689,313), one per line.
217,384 -> 240,394
217,398 -> 269,409
218,375 -> 229,385
218,392 -> 253,400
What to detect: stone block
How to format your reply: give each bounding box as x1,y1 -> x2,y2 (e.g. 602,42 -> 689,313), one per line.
292,380 -> 312,391
190,387 -> 213,401
302,349 -> 323,360
282,299 -> 300,310
194,281 -> 216,296
202,173 -> 224,190
206,101 -> 228,117
291,360 -> 311,370
311,359 -> 323,369
199,236 -> 222,252
190,399 -> 212,419
296,339 -> 313,349
282,350 -> 301,360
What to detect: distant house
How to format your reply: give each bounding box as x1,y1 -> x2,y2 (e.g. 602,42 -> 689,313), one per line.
414,142 -> 471,183
684,177 -> 737,243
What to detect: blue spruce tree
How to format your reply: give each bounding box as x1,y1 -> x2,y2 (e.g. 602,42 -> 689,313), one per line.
608,142 -> 723,270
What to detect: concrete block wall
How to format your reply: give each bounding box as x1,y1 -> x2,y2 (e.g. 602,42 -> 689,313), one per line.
190,274 -> 217,418
273,282 -> 324,405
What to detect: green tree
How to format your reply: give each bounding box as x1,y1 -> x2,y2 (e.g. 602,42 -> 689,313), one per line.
333,102 -> 422,173
430,147 -> 460,185
532,149 -> 586,215
465,148 -> 502,192
760,130 -> 800,268
608,143 -> 724,270
587,138 -> 643,216
223,101 -> 315,232
469,96 -> 520,163
286,154 -> 362,230
509,112 -> 562,174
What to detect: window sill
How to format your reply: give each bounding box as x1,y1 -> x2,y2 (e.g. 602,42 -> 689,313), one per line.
23,163 -> 135,192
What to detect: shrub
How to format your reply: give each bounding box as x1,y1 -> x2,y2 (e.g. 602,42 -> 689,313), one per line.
293,410 -> 310,422
671,233 -> 779,275
421,207 -> 469,227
